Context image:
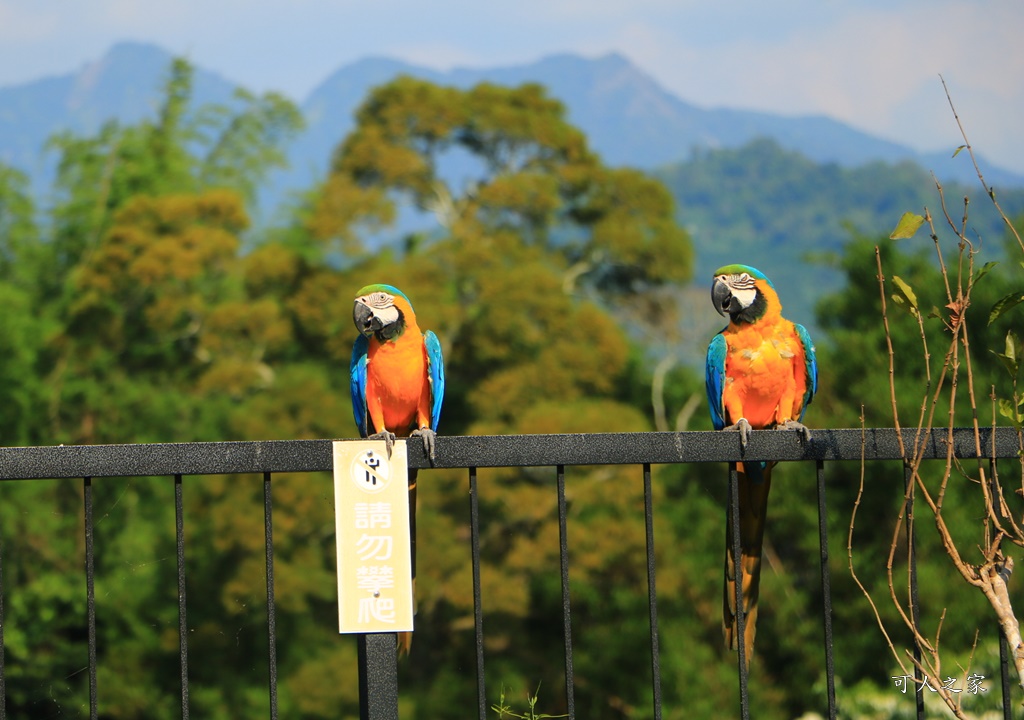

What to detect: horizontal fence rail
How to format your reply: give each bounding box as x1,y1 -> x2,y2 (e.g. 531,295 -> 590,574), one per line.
0,426 -> 1020,720
0,427 -> 1019,479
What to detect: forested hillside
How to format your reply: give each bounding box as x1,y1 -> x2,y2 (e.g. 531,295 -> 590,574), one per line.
0,58 -> 1020,718
658,138 -> 1024,331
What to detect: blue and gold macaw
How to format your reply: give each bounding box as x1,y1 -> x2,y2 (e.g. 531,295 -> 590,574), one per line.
705,265 -> 817,664
351,283 -> 444,654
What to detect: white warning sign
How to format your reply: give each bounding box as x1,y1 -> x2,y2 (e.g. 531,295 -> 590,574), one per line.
333,440 -> 413,633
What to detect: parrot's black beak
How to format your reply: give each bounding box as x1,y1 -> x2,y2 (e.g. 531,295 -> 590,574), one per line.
353,301 -> 377,336
712,279 -> 735,317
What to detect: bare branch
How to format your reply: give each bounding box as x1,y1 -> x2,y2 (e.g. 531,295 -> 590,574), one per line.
940,74 -> 1024,254
650,354 -> 675,432
875,248 -> 906,457
848,410 -> 908,671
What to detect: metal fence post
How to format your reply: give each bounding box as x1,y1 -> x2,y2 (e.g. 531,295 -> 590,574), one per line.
358,633 -> 399,720
84,477 -> 98,720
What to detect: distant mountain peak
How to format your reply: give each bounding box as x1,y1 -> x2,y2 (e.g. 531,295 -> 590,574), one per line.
104,40 -> 171,60
1,41 -> 1021,207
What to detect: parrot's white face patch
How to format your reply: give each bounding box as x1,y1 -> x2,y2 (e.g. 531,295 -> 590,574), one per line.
358,292 -> 400,326
361,291 -> 395,310
718,273 -> 757,310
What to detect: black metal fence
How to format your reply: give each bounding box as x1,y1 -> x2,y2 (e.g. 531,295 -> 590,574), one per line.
0,427 -> 1020,719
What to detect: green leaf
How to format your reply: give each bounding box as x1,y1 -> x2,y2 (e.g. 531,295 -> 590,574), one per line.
998,398 -> 1023,425
890,275 -> 919,316
952,144 -> 967,158
889,212 -> 925,240
972,260 -> 998,285
988,291 -> 1024,325
1005,330 -> 1021,365
992,330 -> 1022,380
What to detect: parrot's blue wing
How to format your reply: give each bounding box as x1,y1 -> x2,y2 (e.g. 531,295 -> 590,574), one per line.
350,334 -> 369,438
425,330 -> 445,432
705,331 -> 728,431
795,323 -> 818,420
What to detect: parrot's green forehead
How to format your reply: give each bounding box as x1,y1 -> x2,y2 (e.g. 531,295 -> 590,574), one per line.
713,264 -> 774,288
355,284 -> 413,308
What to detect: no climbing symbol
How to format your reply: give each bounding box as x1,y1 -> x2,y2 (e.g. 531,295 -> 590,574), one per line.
350,448 -> 391,493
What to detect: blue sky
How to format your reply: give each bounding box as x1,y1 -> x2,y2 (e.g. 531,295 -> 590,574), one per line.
2,0 -> 1022,174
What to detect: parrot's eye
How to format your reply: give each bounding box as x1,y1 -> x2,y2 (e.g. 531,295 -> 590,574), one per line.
739,273 -> 750,283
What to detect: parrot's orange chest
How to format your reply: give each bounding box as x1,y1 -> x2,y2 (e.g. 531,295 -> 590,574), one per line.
722,320 -> 805,428
365,332 -> 429,434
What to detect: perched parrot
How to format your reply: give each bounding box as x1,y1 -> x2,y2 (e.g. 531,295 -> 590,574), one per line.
705,264 -> 817,665
350,283 -> 444,655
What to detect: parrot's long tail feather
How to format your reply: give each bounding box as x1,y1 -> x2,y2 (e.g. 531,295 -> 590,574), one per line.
397,468 -> 417,656
723,461 -> 774,667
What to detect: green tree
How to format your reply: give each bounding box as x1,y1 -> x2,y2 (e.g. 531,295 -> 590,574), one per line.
0,57 -> 307,717
805,223 -> 1023,716
46,58 -> 302,285
0,163 -> 48,444
315,77 -> 690,295
0,163 -> 38,282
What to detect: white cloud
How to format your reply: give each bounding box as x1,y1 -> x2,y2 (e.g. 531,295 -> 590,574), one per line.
595,1 -> 1023,168
0,1 -> 60,43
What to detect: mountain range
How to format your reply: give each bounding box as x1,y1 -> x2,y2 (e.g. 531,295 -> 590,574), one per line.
2,41 -> 1021,216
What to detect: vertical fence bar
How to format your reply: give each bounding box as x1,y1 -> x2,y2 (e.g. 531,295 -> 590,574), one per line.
175,475 -> 190,719
815,461 -> 837,719
357,634 -> 399,720
263,472 -> 279,720
998,632 -> 1012,720
84,477 -> 98,720
642,464 -> 662,720
988,457 -> 1013,720
728,465 -> 750,720
469,467 -> 487,720
556,465 -> 576,720
0,531 -> 5,718
173,475 -> 191,716
904,463 -> 925,719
